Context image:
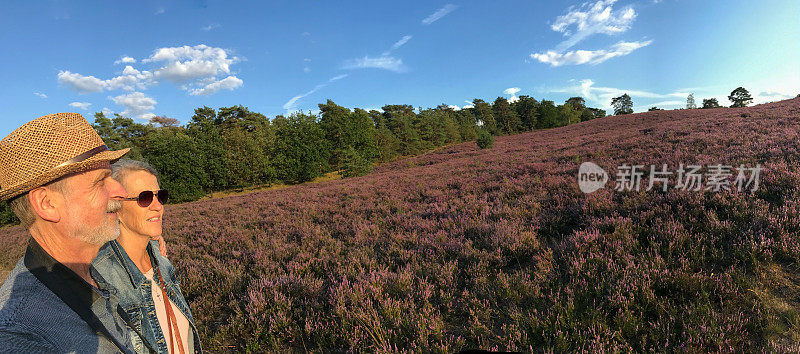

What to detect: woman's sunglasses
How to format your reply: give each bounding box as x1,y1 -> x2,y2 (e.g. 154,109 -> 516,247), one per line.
121,190 -> 169,208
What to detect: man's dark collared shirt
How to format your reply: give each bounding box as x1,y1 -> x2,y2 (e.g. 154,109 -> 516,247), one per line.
0,238 -> 137,353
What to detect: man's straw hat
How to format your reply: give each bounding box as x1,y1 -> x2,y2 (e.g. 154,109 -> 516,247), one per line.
0,113 -> 130,201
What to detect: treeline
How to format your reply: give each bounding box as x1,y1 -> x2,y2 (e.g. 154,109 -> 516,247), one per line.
0,96 -> 605,226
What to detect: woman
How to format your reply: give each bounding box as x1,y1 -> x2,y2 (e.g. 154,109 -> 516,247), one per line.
93,159 -> 201,354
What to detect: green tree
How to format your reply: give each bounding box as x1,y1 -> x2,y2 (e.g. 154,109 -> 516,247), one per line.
373,124 -> 400,162
648,107 -> 664,111
91,112 -> 151,160
580,109 -> 595,122
558,103 -> 581,126
349,108 -> 379,161
565,97 -> 586,110
369,110 -> 387,129
187,106 -> 229,191
143,129 -> 209,202
455,109 -> 478,141
513,95 -> 539,131
611,94 -> 633,115
340,146 -> 373,178
382,105 -> 422,156
702,98 -> 721,109
493,97 -> 522,134
319,100 -> 354,167
587,108 -> 607,120
471,99 -> 497,134
273,113 -> 331,184
728,87 -> 753,108
436,105 -> 463,144
536,100 -> 559,129
218,106 -> 275,188
414,108 -> 446,150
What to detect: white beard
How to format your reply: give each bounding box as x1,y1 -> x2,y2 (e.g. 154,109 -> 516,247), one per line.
68,199 -> 123,246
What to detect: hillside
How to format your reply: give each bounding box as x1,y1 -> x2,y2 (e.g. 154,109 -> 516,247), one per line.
3,99 -> 800,351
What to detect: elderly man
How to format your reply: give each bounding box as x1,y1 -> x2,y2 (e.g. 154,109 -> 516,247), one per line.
0,113 -> 145,353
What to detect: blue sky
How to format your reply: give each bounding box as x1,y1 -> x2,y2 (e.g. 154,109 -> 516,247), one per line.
1,0 -> 798,137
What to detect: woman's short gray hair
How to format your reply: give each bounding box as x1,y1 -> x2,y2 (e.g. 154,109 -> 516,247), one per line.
111,159 -> 160,185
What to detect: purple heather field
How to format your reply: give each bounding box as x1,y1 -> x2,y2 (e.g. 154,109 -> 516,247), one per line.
3,99 -> 800,351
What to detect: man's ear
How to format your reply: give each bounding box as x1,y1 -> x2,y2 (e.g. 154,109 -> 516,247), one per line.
28,187 -> 62,223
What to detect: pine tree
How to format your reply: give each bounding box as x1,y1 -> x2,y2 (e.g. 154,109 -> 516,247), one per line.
728,87 -> 753,108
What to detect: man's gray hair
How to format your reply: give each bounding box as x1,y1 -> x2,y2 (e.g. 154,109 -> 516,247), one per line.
111,159 -> 161,185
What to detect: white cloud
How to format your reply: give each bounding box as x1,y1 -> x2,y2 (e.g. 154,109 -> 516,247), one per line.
57,71 -> 107,93
102,107 -> 115,116
111,92 -> 157,119
201,23 -> 220,31
69,102 -> 92,110
34,92 -> 47,98
422,4 -> 458,25
58,66 -> 155,93
343,56 -> 405,72
155,8 -> 165,15
283,84 -> 326,111
189,76 -> 243,96
756,91 -> 793,103
504,87 -> 521,103
105,66 -> 155,91
532,0 -> 647,66
145,44 -> 239,83
114,56 -> 137,64
551,0 -> 637,51
385,35 -> 412,55
283,74 -> 350,112
532,40 -> 652,66
448,105 -> 462,111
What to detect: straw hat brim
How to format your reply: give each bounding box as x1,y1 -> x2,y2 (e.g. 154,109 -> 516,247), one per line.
0,148 -> 130,201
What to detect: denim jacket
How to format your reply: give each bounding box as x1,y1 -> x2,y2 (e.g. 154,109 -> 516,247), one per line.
93,240 -> 202,354
0,238 -> 137,353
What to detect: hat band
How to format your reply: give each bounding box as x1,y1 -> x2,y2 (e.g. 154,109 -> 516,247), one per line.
56,145 -> 110,168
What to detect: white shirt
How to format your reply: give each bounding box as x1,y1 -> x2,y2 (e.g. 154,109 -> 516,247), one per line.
144,268 -> 192,354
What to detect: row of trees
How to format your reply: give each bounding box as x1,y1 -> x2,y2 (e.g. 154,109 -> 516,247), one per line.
687,87 -> 754,109
618,87 -> 757,114
95,96 -> 608,202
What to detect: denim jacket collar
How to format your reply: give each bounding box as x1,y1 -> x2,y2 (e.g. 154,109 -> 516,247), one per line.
106,239 -> 169,291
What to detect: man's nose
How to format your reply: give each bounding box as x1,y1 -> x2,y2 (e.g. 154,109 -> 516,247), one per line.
105,177 -> 127,199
